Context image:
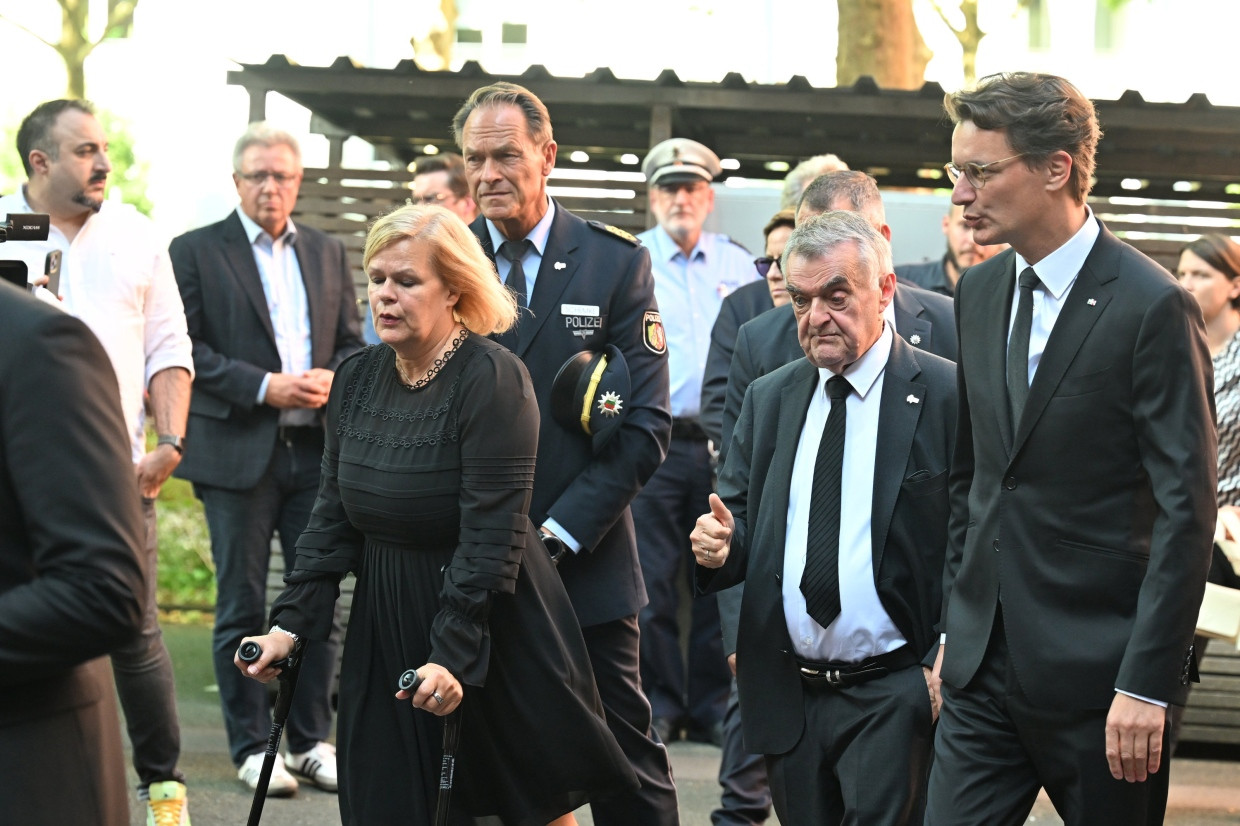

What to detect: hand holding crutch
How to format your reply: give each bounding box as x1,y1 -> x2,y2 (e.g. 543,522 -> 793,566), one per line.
236,634 -> 306,826
396,667 -> 464,826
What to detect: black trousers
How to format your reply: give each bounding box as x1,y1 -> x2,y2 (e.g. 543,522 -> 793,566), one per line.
926,615 -> 1171,826
581,615 -> 681,826
766,664 -> 933,826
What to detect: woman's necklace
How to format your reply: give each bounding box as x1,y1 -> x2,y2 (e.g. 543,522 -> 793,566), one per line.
394,328 -> 470,390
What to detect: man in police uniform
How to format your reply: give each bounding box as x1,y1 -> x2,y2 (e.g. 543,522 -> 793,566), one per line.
634,138 -> 757,747
453,81 -> 678,826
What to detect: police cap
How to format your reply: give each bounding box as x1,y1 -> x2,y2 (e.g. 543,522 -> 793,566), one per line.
551,344 -> 630,453
642,138 -> 722,188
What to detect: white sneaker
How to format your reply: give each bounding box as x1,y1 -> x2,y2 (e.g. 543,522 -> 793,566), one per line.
237,752 -> 299,797
287,741 -> 338,792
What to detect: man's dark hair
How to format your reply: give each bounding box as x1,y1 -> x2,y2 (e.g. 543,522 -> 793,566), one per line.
413,152 -> 470,199
451,82 -> 553,149
944,72 -> 1100,204
17,99 -> 96,176
797,171 -> 885,231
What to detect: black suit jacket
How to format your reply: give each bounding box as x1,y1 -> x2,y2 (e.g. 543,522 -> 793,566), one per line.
0,284 -> 145,821
697,335 -> 956,754
702,280 -> 774,446
169,212 -> 364,489
942,223 -> 1216,709
712,284 -> 958,654
471,203 -> 672,627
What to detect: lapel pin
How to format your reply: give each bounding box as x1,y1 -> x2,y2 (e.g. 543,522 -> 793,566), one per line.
1087,298 -> 1097,306
910,334 -> 922,346
906,394 -> 920,405
554,261 -> 567,270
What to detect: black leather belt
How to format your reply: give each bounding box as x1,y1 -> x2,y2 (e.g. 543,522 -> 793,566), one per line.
277,425 -> 321,444
671,417 -> 708,441
796,645 -> 918,689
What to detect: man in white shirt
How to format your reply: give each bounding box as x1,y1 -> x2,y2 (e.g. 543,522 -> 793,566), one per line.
692,210 -> 956,825
1,98 -> 194,825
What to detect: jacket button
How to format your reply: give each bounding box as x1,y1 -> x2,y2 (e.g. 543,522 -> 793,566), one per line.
993,539 -> 1000,551
775,573 -> 782,583
1003,476 -> 1017,490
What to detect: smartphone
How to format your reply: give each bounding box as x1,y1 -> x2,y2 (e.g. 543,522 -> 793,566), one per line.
44,250 -> 61,296
0,260 -> 27,289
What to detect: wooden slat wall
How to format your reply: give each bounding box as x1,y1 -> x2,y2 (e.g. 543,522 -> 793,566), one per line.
1181,641 -> 1240,745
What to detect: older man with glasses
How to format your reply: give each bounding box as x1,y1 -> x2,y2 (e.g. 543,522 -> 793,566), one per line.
170,122 -> 364,798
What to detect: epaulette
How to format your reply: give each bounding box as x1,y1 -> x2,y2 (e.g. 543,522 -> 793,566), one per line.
587,220 -> 639,246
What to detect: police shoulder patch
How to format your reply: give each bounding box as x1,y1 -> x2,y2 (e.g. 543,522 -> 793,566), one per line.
643,310 -> 667,355
588,220 -> 639,246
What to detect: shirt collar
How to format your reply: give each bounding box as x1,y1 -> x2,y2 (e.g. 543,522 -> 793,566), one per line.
485,195 -> 555,254
236,206 -> 297,245
819,320 -> 893,400
1013,206 -> 1099,300
649,224 -> 709,262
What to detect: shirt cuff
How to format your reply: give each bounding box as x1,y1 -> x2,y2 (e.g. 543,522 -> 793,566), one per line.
258,373 -> 271,404
1115,689 -> 1168,708
940,633 -> 947,645
542,518 -> 582,553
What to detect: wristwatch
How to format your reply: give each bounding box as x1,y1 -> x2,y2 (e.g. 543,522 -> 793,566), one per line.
541,532 -> 570,565
269,624 -> 300,644
156,433 -> 185,455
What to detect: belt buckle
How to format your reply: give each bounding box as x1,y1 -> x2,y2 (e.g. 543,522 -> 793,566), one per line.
825,668 -> 844,687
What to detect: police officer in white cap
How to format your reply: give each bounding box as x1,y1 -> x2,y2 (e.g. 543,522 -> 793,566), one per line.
635,138 -> 758,747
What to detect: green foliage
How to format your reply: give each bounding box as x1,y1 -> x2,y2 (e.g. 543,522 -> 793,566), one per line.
154,466 -> 216,615
0,110 -> 152,216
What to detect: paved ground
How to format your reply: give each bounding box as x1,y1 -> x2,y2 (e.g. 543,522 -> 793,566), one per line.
123,622 -> 1240,825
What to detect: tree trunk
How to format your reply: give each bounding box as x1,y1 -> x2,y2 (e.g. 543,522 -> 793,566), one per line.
836,0 -> 932,89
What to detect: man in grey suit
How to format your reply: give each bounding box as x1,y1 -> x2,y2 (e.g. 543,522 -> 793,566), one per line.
926,72 -> 1216,826
692,211 -> 955,825
170,123 -> 364,796
0,282 -> 146,825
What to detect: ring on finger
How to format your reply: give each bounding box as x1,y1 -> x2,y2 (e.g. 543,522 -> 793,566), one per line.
432,691 -> 444,705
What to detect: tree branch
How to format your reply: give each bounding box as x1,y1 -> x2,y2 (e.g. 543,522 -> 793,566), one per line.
0,13 -> 58,51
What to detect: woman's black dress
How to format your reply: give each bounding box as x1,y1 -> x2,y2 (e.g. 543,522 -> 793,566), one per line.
271,334 -> 636,824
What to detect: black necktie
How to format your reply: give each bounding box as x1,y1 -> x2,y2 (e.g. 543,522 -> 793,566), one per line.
1007,267 -> 1040,430
801,375 -> 852,629
498,239 -> 534,310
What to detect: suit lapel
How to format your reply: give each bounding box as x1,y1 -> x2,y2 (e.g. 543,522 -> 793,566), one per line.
970,251 -> 1019,455
871,337 -> 923,572
221,214 -> 276,345
520,203 -> 579,357
768,361 -> 819,559
1012,228 -> 1118,453
470,217 -> 517,351
292,229 -> 326,364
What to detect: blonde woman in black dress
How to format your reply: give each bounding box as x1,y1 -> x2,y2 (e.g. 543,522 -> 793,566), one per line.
237,204 -> 635,824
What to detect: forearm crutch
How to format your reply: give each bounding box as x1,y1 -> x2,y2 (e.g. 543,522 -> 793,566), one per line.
239,639 -> 306,826
398,668 -> 462,826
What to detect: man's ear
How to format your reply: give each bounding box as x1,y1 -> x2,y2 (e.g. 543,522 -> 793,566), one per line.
27,149 -> 50,177
1045,150 -> 1074,194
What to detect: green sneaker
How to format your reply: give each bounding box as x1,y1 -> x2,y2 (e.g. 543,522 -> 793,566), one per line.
146,780 -> 191,826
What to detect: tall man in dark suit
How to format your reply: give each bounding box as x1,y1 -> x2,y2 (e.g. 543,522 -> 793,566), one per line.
170,123 -> 365,796
925,72 -> 1217,826
454,81 -> 678,825
692,210 -> 956,825
0,283 -> 147,826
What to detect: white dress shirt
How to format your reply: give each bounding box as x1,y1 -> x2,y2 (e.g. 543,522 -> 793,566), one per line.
485,196 -> 556,300
783,322 -> 906,663
1007,207 -> 1100,387
0,192 -> 194,462
236,208 -> 314,427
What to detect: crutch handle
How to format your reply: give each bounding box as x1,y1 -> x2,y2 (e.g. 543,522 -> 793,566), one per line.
397,668 -> 423,693
238,640 -> 293,670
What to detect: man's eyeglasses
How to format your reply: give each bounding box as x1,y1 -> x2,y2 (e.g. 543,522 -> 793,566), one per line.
412,192 -> 456,205
754,256 -> 780,278
237,171 -> 300,187
943,153 -> 1027,189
